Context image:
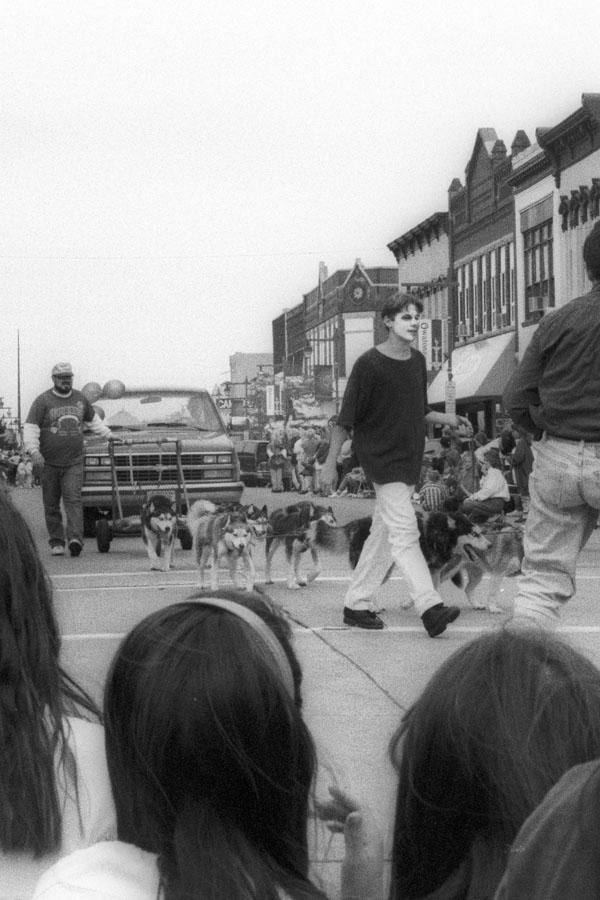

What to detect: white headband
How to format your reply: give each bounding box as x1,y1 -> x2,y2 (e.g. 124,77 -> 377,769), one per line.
194,597 -> 295,700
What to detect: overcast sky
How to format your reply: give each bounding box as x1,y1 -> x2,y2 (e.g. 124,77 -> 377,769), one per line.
2,0 -> 599,417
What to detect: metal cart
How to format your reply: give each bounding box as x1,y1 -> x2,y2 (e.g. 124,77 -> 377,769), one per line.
96,437 -> 194,553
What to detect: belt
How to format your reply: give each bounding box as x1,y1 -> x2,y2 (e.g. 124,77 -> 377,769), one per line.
546,433 -> 600,445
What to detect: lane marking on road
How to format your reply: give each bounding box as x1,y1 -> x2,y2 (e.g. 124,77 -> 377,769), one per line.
51,571 -> 600,593
62,624 -> 600,640
49,568 -> 600,582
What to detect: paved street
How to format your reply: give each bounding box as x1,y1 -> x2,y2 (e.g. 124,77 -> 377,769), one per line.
10,485 -> 600,897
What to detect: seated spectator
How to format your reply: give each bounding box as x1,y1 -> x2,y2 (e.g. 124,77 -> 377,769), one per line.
388,628 -> 600,900
438,435 -> 462,474
0,491 -> 115,898
472,430 -> 490,462
332,465 -> 368,496
462,448 -> 510,523
418,468 -> 449,512
34,588 -> 382,900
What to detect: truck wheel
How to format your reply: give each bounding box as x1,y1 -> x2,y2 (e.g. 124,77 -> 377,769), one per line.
96,518 -> 112,553
179,527 -> 193,550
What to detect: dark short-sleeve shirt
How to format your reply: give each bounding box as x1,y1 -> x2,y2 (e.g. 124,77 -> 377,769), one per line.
338,347 -> 430,485
26,388 -> 95,466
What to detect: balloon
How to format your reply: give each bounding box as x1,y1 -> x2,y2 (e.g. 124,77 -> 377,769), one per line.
82,381 -> 103,402
103,379 -> 126,399
93,404 -> 105,420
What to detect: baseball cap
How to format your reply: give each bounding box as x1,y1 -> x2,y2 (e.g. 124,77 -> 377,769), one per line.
52,362 -> 74,376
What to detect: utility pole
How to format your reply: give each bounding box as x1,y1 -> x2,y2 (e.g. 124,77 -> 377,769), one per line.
445,203 -> 457,417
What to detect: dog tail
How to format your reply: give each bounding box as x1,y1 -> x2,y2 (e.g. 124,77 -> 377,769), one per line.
188,499 -> 217,523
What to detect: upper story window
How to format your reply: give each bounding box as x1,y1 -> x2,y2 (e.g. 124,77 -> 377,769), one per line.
520,197 -> 554,321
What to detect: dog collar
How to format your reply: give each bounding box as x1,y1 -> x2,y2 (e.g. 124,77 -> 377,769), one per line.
193,597 -> 295,700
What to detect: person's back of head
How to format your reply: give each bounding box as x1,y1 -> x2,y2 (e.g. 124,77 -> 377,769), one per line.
388,627 -> 600,900
0,491 -> 99,857
483,447 -> 503,469
104,588 -> 325,900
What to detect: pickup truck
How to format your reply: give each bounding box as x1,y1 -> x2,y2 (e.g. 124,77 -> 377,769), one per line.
82,386 -> 243,538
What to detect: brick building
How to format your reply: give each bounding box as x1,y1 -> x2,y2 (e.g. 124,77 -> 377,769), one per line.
427,128 -> 531,433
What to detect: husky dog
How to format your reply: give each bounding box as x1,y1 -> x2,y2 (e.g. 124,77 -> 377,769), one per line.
265,501 -> 337,589
346,510 -> 492,605
452,521 -> 524,613
141,494 -> 178,572
188,500 -> 255,591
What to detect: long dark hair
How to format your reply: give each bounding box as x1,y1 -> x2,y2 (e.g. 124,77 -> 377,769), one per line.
0,490 -> 100,856
104,588 -> 326,900
389,628 -> 600,899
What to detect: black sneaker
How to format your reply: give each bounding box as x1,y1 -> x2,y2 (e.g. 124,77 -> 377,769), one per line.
421,603 -> 460,637
69,540 -> 83,557
343,607 -> 384,630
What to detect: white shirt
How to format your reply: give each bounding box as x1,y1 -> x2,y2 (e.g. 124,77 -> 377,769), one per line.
471,467 -> 510,502
1,718 -> 116,900
34,841 -> 296,900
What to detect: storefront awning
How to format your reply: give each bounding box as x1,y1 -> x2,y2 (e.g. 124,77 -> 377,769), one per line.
427,332 -> 517,405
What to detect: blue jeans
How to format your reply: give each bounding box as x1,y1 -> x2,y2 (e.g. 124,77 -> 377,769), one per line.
41,463 -> 84,547
515,435 -> 600,626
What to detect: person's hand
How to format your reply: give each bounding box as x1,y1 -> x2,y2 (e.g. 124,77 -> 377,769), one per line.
319,461 -> 338,496
316,785 -> 383,900
454,415 -> 473,433
31,450 -> 44,468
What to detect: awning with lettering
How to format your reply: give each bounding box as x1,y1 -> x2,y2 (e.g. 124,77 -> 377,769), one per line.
427,332 -> 517,405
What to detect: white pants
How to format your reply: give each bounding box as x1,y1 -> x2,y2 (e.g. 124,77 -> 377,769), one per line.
344,481 -> 442,615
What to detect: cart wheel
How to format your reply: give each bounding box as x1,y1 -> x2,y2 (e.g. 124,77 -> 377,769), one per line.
96,518 -> 112,553
179,527 -> 193,551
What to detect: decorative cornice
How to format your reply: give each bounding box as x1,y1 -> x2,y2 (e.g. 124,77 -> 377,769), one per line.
387,212 -> 449,261
537,94 -> 600,188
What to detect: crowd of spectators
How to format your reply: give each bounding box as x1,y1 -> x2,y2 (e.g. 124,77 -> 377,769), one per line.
1,483 -> 599,899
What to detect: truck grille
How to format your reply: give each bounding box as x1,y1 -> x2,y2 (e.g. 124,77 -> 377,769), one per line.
112,453 -> 232,484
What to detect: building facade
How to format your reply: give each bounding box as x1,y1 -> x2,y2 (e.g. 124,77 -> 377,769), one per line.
509,93 -> 600,359
428,128 -> 531,434
271,261 -> 398,420
388,212 -> 449,380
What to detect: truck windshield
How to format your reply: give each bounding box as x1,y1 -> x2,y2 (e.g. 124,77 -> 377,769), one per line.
91,392 -> 224,432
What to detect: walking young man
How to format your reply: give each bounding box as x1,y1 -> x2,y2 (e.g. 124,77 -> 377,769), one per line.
320,295 -> 472,635
503,221 -> 600,627
23,362 -> 113,557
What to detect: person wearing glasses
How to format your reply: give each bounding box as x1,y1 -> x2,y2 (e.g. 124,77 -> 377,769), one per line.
23,362 -> 113,557
320,295 -> 471,635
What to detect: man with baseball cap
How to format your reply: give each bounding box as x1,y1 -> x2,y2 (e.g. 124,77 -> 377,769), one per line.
23,362 -> 113,557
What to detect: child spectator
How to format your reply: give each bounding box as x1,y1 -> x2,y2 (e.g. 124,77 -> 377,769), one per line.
388,628 -> 600,900
33,589 -> 382,899
418,467 -> 449,512
332,465 -> 367,496
0,491 -> 115,898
